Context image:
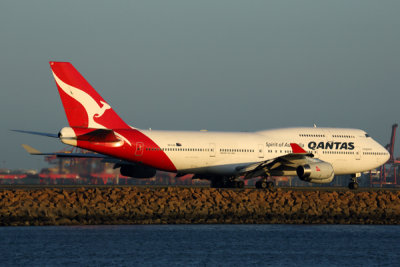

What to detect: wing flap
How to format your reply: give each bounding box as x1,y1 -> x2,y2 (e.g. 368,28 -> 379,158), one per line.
240,143 -> 312,179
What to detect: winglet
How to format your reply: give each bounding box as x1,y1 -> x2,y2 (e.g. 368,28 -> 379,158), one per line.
290,143 -> 307,154
21,144 -> 42,155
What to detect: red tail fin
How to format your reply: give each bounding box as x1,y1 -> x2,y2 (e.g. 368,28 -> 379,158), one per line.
49,62 -> 129,129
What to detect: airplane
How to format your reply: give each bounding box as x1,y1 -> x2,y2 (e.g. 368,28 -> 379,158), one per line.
15,62 -> 390,190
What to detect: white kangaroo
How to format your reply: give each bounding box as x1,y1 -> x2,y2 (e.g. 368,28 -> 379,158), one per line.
52,72 -> 132,146
52,72 -> 111,129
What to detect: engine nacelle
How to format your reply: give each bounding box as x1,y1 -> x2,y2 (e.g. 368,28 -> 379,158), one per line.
296,162 -> 334,184
120,165 -> 156,178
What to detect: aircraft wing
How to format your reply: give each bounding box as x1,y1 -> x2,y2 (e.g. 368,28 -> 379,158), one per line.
238,143 -> 314,179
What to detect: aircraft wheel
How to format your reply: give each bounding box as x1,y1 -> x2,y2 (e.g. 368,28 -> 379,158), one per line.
237,181 -> 244,188
260,181 -> 268,189
352,182 -> 359,190
220,177 -> 231,188
211,178 -> 223,188
348,182 -> 359,190
348,182 -> 353,189
230,180 -> 238,188
255,180 -> 269,189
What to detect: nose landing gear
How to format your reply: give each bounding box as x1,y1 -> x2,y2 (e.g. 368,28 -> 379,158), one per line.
348,181 -> 359,190
348,173 -> 361,190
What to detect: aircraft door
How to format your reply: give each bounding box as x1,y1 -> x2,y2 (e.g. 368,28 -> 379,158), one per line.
355,146 -> 361,160
209,143 -> 216,157
135,142 -> 144,156
258,144 -> 264,158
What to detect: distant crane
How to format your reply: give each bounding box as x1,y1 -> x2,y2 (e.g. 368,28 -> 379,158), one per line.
374,124 -> 400,186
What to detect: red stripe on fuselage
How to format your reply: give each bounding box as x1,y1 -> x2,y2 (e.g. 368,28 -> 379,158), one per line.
74,128 -> 177,172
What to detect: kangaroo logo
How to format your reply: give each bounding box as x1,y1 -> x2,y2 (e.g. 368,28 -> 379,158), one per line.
52,72 -> 111,129
53,72 -> 132,146
52,72 -> 132,146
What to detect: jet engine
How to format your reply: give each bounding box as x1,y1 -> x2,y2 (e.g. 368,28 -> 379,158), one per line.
120,165 -> 156,178
296,162 -> 334,184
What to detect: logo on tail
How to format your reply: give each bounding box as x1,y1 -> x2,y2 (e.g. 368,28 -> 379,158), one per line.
50,62 -> 132,147
52,72 -> 111,129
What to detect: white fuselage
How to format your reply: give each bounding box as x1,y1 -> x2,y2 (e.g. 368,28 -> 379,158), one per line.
141,127 -> 389,176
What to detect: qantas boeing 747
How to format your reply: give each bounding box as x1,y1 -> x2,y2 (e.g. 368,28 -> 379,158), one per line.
15,62 -> 389,189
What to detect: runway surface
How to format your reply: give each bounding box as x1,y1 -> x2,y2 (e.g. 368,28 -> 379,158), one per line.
0,184 -> 399,191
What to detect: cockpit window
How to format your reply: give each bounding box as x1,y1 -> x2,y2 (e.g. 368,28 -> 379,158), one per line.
365,133 -> 370,137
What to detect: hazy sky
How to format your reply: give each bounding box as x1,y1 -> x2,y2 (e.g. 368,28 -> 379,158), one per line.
1,1 -> 399,170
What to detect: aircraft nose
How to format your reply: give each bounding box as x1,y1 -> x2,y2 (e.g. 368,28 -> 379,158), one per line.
383,150 -> 390,164
375,139 -> 390,165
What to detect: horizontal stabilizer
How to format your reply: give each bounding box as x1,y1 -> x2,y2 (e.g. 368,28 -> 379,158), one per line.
22,144 -> 42,155
12,130 -> 59,138
54,153 -> 107,158
21,144 -> 108,158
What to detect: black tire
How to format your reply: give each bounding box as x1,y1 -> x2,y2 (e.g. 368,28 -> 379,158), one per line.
352,182 -> 359,190
348,182 -> 354,190
221,177 -> 231,188
230,180 -> 238,188
255,181 -> 261,189
211,178 -> 223,188
260,181 -> 268,189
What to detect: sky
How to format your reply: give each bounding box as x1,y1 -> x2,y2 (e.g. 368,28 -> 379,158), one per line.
1,0 -> 400,170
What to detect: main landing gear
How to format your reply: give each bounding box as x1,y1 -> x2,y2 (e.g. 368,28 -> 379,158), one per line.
348,173 -> 360,190
210,177 -> 244,188
255,178 -> 274,190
